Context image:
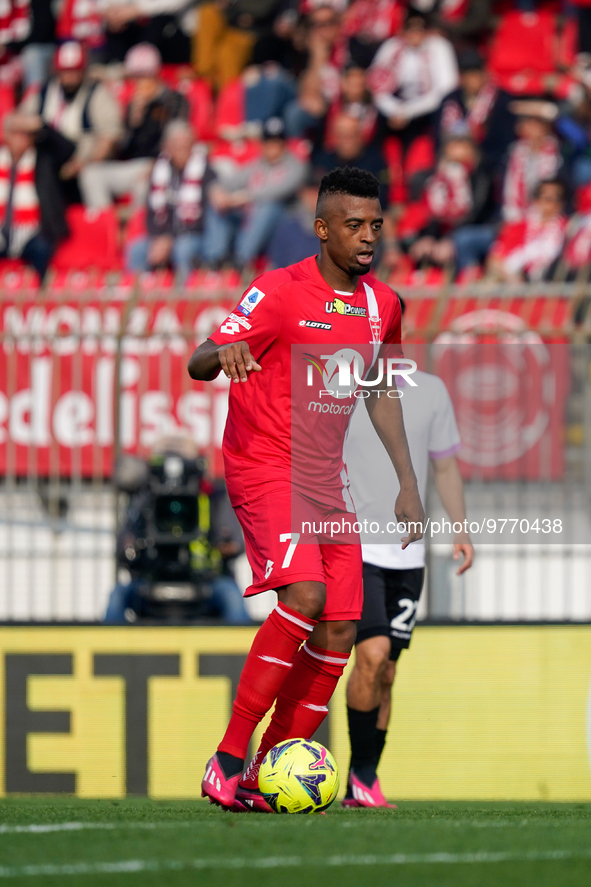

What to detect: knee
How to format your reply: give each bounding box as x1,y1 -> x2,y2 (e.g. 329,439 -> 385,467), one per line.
280,581 -> 326,621
326,620 -> 356,652
355,637 -> 391,681
381,659 -> 396,691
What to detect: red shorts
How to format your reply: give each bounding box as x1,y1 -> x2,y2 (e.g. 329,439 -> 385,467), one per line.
234,484 -> 363,621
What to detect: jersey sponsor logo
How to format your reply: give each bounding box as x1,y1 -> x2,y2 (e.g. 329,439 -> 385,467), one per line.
228,312 -> 252,330
237,286 -> 266,316
264,559 -> 274,579
220,319 -> 241,335
325,298 -> 367,317
299,320 -> 332,330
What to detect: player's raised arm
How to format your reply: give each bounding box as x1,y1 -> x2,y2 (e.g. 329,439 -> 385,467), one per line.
365,384 -> 425,548
188,338 -> 261,383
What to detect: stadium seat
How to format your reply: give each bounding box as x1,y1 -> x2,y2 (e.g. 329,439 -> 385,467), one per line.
125,207 -> 147,243
179,78 -> 215,142
51,206 -> 122,271
488,11 -> 558,94
214,79 -> 246,138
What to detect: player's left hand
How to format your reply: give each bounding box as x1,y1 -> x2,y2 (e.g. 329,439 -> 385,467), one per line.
395,484 -> 425,549
453,542 -> 474,575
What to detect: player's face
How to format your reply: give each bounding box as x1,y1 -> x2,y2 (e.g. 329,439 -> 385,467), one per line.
316,195 -> 383,277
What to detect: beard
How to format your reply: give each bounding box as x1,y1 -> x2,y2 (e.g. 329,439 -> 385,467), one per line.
348,259 -> 372,276
61,84 -> 81,100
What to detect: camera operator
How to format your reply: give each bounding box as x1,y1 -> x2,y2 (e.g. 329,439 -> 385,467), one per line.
104,437 -> 251,625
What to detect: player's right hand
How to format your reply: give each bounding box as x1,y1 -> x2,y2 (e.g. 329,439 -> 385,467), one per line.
217,341 -> 262,383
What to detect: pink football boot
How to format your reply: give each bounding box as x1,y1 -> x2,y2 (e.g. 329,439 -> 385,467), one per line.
232,751 -> 273,813
341,770 -> 397,809
201,754 -> 241,808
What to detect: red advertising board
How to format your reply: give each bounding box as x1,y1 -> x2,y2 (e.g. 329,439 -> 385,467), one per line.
430,309 -> 569,480
0,298 -> 234,477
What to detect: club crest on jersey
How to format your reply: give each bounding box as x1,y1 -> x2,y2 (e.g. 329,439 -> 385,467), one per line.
299,320 -> 332,330
325,298 -> 367,317
237,286 -> 266,316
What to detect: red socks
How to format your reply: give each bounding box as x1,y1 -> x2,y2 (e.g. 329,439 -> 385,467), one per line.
218,602 -> 318,760
257,642 -> 350,759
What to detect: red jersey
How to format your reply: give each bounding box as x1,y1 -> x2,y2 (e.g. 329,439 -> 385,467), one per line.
209,256 -> 401,508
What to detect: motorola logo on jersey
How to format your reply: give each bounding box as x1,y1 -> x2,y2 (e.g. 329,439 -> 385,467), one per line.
325,298 -> 367,317
299,320 -> 332,330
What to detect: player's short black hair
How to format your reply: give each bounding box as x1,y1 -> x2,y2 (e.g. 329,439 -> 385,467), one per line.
317,166 -> 380,207
398,295 -> 406,317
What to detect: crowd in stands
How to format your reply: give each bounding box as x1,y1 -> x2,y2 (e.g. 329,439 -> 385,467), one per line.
2,0 -> 591,285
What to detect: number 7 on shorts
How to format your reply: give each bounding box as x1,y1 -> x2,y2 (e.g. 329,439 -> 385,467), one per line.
279,533 -> 300,568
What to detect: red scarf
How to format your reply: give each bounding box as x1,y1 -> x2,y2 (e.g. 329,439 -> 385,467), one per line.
149,145 -> 208,227
425,160 -> 473,227
0,145 -> 41,256
368,38 -> 432,100
0,0 -> 31,46
441,81 -> 498,144
504,207 -> 566,280
343,0 -> 403,43
56,0 -> 103,47
503,136 -> 561,223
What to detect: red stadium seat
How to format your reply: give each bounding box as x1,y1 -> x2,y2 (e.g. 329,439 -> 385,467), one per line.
51,206 -> 122,271
488,11 -> 558,94
214,79 -> 246,138
125,207 -> 147,243
178,78 -> 215,141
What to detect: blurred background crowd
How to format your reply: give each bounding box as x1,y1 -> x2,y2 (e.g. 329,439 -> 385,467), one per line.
2,0 -> 591,286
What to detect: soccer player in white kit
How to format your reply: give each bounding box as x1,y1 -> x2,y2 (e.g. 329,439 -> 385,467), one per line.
343,297 -> 474,807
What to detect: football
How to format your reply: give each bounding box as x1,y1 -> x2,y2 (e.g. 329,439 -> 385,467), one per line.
258,739 -> 340,814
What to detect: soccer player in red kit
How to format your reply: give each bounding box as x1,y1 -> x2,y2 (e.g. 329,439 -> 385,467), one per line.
188,167 -> 424,811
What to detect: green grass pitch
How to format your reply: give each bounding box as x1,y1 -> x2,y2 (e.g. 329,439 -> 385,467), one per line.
0,799 -> 590,887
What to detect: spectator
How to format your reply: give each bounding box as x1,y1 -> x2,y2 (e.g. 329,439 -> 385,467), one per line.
207,115 -> 307,269
57,0 -> 104,53
125,119 -> 217,281
284,3 -> 346,137
8,0 -> 57,90
408,132 -> 495,271
436,48 -> 516,175
80,43 -> 188,209
19,41 -> 122,203
193,0 -> 283,90
312,111 -> 389,207
98,1 -> 197,64
369,8 -> 459,134
0,114 -> 75,280
502,100 -> 562,223
322,64 -> 378,151
266,172 -> 320,268
342,0 -> 404,68
433,0 -> 492,50
489,178 -> 567,282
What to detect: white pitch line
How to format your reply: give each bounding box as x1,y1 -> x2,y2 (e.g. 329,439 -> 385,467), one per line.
0,822 -> 200,835
0,818 -> 587,836
0,849 -> 590,877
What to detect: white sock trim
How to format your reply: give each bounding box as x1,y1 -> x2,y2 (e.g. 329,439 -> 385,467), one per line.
275,603 -> 316,632
303,642 -> 349,667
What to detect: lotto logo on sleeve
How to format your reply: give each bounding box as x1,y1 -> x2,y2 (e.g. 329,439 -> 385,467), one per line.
237,287 -> 266,317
